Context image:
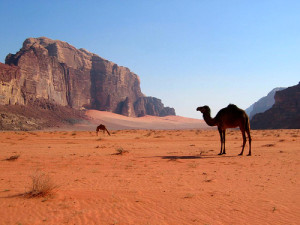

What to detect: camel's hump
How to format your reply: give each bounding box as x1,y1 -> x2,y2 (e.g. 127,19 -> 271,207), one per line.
227,104 -> 238,108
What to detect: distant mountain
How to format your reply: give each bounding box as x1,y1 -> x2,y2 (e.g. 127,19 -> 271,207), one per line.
0,37 -> 175,118
245,105 -> 254,117
246,87 -> 286,119
251,82 -> 300,129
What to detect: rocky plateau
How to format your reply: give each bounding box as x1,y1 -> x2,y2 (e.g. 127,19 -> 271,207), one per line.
0,37 -> 175,129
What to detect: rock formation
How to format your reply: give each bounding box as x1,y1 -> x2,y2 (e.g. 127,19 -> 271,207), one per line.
0,37 -> 175,117
251,82 -> 300,129
245,87 -> 285,119
134,97 -> 175,117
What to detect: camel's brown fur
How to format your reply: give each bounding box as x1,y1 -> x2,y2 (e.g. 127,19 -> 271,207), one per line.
197,104 -> 251,156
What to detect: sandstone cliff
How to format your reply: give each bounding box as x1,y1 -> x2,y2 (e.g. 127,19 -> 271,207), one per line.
1,37 -> 175,117
251,82 -> 300,129
245,87 -> 286,119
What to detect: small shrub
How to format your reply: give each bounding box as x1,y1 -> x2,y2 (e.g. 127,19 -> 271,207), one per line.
115,147 -> 129,155
184,193 -> 194,199
25,171 -> 58,198
204,178 -> 213,182
5,155 -> 20,161
262,144 -> 275,147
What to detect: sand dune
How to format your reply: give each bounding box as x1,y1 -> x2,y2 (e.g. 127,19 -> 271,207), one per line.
79,110 -> 209,130
0,129 -> 299,224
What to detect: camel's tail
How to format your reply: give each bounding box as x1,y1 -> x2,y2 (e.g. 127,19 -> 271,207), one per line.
105,128 -> 111,136
246,115 -> 251,131
245,115 -> 251,138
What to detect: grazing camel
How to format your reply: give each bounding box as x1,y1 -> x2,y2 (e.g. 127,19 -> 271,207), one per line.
196,104 -> 251,156
96,124 -> 111,136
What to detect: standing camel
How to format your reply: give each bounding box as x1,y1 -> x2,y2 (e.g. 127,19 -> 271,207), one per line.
196,104 -> 251,156
96,124 -> 111,136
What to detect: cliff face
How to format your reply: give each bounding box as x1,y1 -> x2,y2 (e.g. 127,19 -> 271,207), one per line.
251,82 -> 300,129
0,37 -> 175,117
134,97 -> 176,117
0,63 -> 23,105
245,87 -> 286,119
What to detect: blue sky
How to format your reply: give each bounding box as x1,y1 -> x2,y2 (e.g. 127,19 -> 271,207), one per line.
0,0 -> 299,118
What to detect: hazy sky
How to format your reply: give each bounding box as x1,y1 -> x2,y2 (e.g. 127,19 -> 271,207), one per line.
1,0 -> 299,118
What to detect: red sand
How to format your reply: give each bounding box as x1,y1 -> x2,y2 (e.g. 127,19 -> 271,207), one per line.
0,128 -> 299,224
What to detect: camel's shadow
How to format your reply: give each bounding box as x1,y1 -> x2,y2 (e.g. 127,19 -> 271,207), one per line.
157,154 -> 239,160
0,193 -> 28,199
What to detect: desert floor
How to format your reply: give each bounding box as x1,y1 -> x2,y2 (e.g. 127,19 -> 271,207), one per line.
0,129 -> 299,225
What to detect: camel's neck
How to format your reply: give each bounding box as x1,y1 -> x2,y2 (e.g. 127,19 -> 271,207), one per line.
203,112 -> 217,127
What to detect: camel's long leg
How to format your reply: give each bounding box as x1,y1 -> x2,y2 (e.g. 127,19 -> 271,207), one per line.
105,128 -> 111,136
222,130 -> 226,154
218,128 -> 223,155
246,128 -> 252,156
239,129 -> 247,155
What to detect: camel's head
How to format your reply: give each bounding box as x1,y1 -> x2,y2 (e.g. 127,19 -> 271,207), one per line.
196,105 -> 210,114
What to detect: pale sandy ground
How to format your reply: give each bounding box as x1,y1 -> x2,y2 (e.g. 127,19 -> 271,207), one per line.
0,127 -> 299,225
76,110 -> 209,130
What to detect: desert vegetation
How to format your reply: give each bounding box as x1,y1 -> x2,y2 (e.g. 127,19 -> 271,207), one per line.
24,171 -> 58,198
0,129 -> 299,224
4,154 -> 20,161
